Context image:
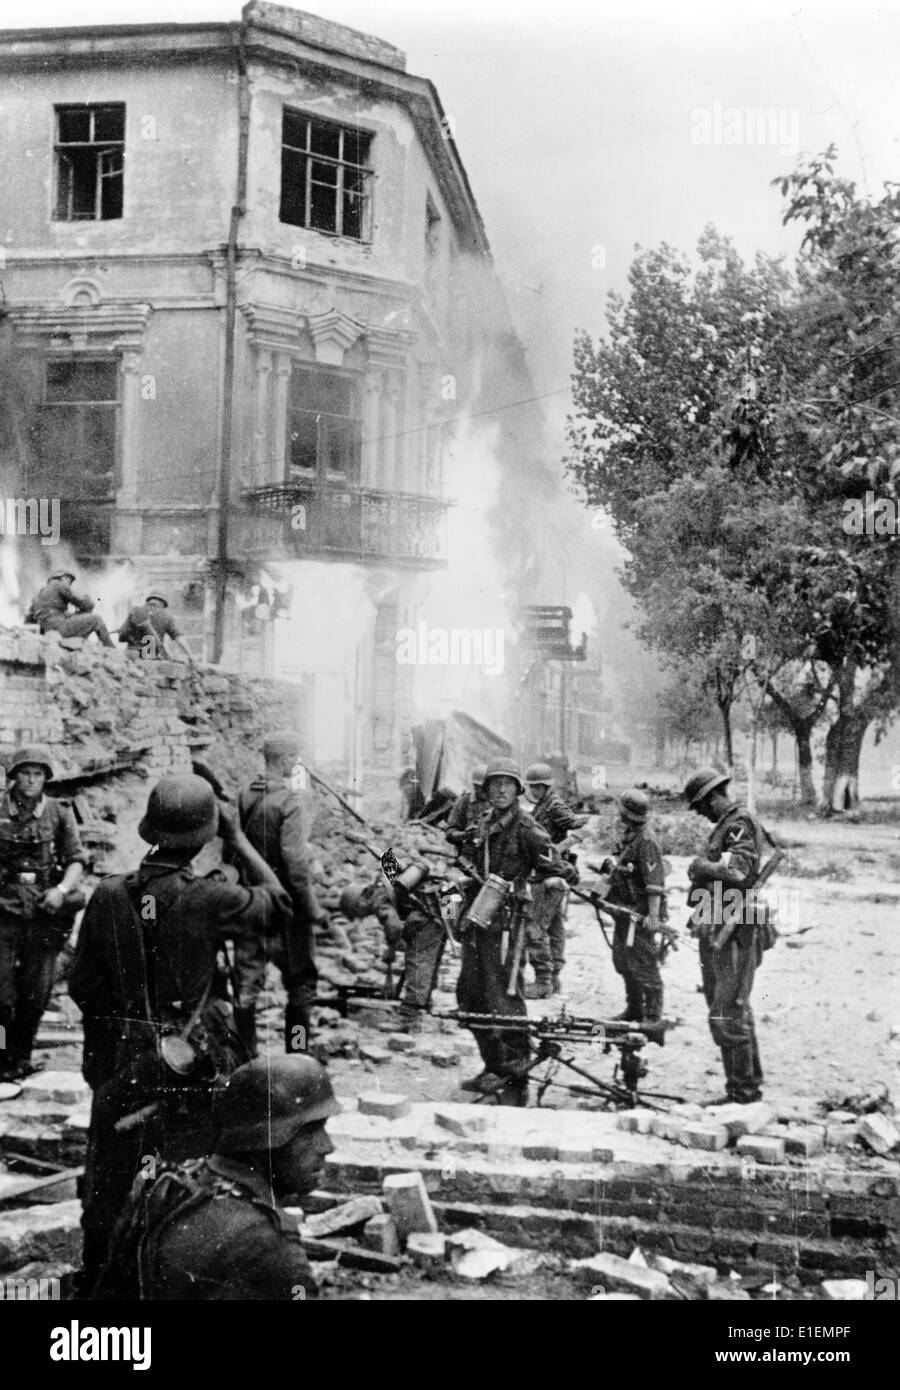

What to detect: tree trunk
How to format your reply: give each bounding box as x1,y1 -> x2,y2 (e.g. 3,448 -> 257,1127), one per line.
795,725 -> 817,806
717,699 -> 734,771
771,731 -> 778,775
822,713 -> 867,813
747,717 -> 758,814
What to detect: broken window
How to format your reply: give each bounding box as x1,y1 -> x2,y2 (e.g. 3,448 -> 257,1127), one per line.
280,111 -> 372,240
31,358 -> 120,500
54,104 -> 125,221
287,366 -> 362,483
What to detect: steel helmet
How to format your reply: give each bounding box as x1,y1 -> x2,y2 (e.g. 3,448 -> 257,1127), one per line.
138,773 -> 219,849
145,592 -> 169,607
471,763 -> 488,788
525,762 -> 554,786
263,729 -> 301,761
618,788 -> 649,824
6,744 -> 55,782
339,882 -> 370,919
683,767 -> 731,808
48,571 -> 76,584
482,757 -> 525,795
214,1056 -> 341,1154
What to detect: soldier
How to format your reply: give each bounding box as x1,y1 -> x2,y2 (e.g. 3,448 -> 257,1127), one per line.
339,861 -> 446,1031
456,757 -> 579,1106
117,593 -> 195,665
683,767 -> 766,1105
0,745 -> 87,1080
69,773 -> 291,1291
234,731 -> 330,1058
444,764 -> 488,850
25,571 -> 114,646
523,761 -> 587,998
601,789 -> 668,1026
92,1056 -> 339,1301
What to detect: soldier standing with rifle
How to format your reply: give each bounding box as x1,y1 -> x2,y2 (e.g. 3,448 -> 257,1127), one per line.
444,764 -> 488,847
234,731 -> 331,1057
683,768 -> 774,1105
455,757 -> 579,1106
599,789 -> 668,1026
523,761 -> 587,998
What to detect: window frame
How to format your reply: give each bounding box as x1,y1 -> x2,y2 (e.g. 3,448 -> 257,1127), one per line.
279,109 -> 374,242
37,355 -> 122,499
53,102 -> 125,223
285,363 -> 363,486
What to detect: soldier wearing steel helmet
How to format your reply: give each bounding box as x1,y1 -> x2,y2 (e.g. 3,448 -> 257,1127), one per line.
600,788 -> 668,1026
683,767 -> 766,1104
444,764 -> 489,852
523,761 -> 587,997
116,592 -> 195,665
69,772 -> 292,1290
25,570 -> 114,646
91,1056 -> 339,1300
455,757 -> 579,1105
233,730 -> 330,1057
0,745 -> 87,1080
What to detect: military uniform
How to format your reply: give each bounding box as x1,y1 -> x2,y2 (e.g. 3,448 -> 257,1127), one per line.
237,775 -> 323,1052
688,803 -> 766,1103
117,604 -> 183,659
25,577 -> 113,646
365,874 -> 446,1027
0,788 -> 87,1075
456,804 -> 563,1084
69,853 -> 287,1287
93,1154 -> 317,1301
607,823 -> 667,1022
445,788 -> 487,847
527,786 -> 583,989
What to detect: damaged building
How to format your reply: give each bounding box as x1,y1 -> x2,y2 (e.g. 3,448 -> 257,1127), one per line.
0,1 -> 536,811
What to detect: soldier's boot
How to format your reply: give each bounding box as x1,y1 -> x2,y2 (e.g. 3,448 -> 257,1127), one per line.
284,1004 -> 312,1055
640,989 -> 666,1045
460,1071 -> 501,1094
233,1006 -> 258,1060
525,978 -> 553,999
550,971 -> 562,995
614,980 -> 643,1022
7,1008 -> 46,1075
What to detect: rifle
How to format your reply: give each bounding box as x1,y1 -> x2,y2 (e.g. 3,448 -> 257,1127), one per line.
710,847 -> 786,952
437,1008 -> 680,1108
572,883 -> 680,956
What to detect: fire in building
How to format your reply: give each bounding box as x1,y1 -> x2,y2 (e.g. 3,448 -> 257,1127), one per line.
0,1 -> 544,809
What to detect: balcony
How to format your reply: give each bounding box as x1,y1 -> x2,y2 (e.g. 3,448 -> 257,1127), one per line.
241,481 -> 449,569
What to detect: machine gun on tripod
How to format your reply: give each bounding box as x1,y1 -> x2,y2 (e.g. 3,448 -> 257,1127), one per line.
436,1008 -> 681,1110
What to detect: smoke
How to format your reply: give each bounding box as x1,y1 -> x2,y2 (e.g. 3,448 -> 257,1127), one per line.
0,536 -> 137,633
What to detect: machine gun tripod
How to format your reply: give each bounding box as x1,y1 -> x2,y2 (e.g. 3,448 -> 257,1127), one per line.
440,1009 -> 682,1110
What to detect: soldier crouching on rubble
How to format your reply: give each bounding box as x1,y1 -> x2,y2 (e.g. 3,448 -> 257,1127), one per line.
91,1056 -> 339,1300
69,772 -> 291,1293
117,592 -> 195,665
455,757 -> 579,1106
0,745 -> 87,1080
25,570 -> 114,647
339,860 -> 446,1031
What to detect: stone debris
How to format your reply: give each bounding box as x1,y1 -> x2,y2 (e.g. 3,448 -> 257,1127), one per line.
522,1133 -> 559,1161
359,1043 -> 392,1066
856,1113 -> 899,1156
616,1109 -> 655,1134
821,1279 -> 868,1300
0,1083 -> 23,1104
18,1073 -> 90,1107
433,1108 -> 487,1139
627,1246 -> 648,1266
781,1127 -> 824,1158
651,1255 -> 717,1289
357,1093 -> 410,1120
0,1199 -> 82,1271
571,1252 -> 673,1301
302,1196 -> 384,1239
682,1122 -> 729,1152
825,1125 -> 857,1150
734,1134 -> 785,1165
382,1171 -> 438,1237
706,1101 -> 774,1140
386,1034 -> 417,1053
362,1213 -> 401,1257
407,1232 -> 448,1268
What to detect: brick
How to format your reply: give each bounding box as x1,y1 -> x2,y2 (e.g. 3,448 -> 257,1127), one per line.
434,1108 -> 487,1138
652,1254 -> 717,1288
558,1141 -> 596,1164
362,1213 -> 401,1257
0,1200 -> 82,1272
303,1196 -> 383,1238
428,1047 -> 460,1068
706,1101 -> 774,1140
407,1232 -> 448,1267
572,1252 -> 673,1300
522,1134 -> 559,1161
358,1092 -> 410,1120
821,1279 -> 868,1300
782,1127 -> 824,1158
857,1113 -> 899,1156
649,1115 -> 686,1143
735,1135 -> 785,1165
386,1033 -> 416,1052
382,1171 -> 438,1237
18,1072 -> 90,1107
682,1123 -> 729,1152
825,1125 -> 858,1151
616,1109 -> 654,1134
359,1044 -> 392,1065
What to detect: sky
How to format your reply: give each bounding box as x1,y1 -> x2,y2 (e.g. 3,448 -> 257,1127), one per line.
8,0 -> 899,422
